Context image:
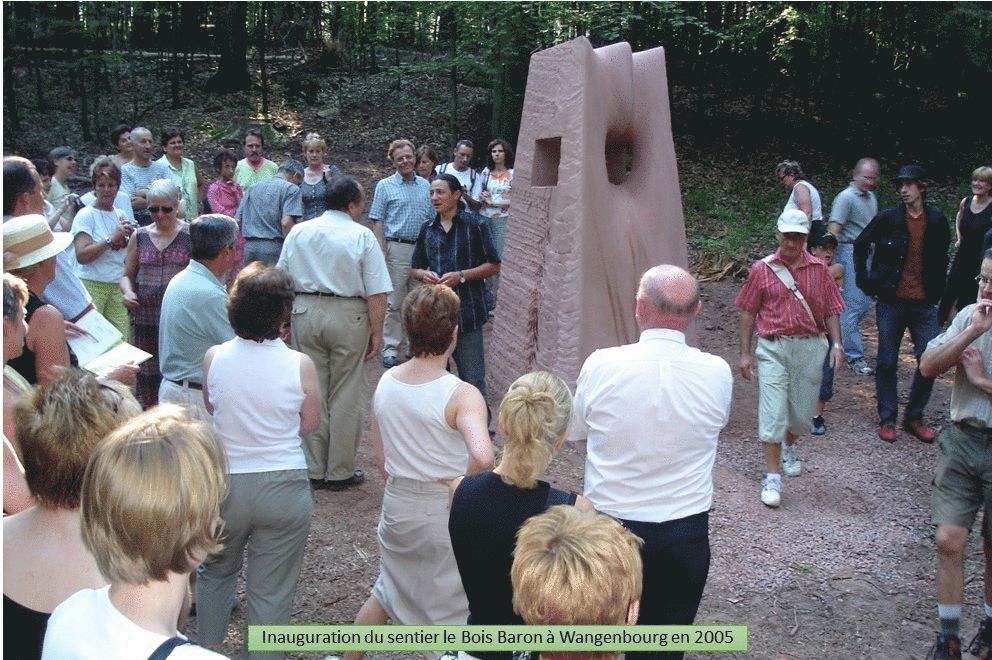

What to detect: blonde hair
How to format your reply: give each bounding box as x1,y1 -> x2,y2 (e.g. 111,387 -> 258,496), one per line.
80,405 -> 227,584
13,369 -> 141,509
497,371 -> 572,489
512,507 -> 643,635
302,132 -> 326,153
973,166 -> 992,186
387,139 -> 415,162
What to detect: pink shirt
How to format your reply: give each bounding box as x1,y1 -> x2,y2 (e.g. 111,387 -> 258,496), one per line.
207,178 -> 243,217
735,248 -> 844,338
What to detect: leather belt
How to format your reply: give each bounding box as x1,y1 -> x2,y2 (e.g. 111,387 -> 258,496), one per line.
386,237 -> 417,245
166,378 -> 202,390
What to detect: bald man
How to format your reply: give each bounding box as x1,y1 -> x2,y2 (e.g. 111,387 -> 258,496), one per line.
569,265 -> 733,660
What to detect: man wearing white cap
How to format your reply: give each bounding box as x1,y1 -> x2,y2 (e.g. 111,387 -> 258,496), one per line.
736,209 -> 844,507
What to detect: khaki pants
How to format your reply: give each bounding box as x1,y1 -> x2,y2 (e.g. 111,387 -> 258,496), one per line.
158,379 -> 211,422
291,295 -> 369,481
382,240 -> 416,359
756,335 -> 828,443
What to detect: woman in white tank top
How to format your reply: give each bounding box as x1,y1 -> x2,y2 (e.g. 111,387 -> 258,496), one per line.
343,284 -> 494,660
196,263 -> 321,657
776,159 -> 823,230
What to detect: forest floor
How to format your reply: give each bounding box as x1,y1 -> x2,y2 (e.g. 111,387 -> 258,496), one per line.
7,53 -> 983,660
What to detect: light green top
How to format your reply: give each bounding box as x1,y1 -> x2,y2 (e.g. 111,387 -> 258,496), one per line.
157,155 -> 199,218
47,177 -> 70,205
234,158 -> 279,191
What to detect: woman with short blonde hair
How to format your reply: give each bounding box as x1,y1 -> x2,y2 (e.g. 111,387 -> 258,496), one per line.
300,131 -> 343,221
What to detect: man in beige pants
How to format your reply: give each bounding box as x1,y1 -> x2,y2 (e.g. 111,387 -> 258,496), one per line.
277,176 -> 391,490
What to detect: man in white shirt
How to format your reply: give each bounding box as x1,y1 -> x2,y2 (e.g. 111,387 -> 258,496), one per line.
277,176 -> 392,490
434,139 -> 481,211
569,265 -> 732,660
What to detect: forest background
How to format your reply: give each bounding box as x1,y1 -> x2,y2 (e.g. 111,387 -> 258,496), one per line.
3,1 -> 991,276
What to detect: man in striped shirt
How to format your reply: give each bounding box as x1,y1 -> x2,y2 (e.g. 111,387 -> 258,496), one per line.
736,209 -> 844,508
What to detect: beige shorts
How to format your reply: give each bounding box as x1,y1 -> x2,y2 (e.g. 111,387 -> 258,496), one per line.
932,422 -> 992,542
755,335 -> 828,443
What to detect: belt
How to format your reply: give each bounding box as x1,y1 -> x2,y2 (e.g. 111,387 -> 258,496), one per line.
386,237 -> 417,245
244,236 -> 283,242
760,334 -> 822,341
296,291 -> 359,299
166,378 -> 202,390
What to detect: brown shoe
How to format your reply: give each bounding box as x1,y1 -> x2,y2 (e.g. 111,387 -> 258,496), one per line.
903,419 -> 936,443
879,422 -> 898,443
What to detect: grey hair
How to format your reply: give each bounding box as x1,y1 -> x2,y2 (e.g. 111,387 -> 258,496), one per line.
190,214 -> 238,261
278,159 -> 305,179
775,160 -> 805,181
147,178 -> 180,204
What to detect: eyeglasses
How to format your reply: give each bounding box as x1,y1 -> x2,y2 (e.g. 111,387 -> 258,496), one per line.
976,275 -> 992,286
148,206 -> 174,214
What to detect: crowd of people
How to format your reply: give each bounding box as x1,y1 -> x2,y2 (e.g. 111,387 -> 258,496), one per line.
3,123 -> 992,660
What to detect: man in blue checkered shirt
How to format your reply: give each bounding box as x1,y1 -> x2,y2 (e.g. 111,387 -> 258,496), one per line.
369,139 -> 435,367
411,173 -> 501,408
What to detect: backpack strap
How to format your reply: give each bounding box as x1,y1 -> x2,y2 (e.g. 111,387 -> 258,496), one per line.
546,486 -> 578,507
148,637 -> 190,660
762,255 -> 817,327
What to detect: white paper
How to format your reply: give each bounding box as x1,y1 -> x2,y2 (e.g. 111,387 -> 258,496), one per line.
67,309 -> 123,366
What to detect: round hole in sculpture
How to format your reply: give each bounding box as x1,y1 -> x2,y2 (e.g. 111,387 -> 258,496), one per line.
605,133 -> 634,185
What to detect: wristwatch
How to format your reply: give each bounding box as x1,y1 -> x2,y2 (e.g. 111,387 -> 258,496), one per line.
104,237 -> 113,248
832,342 -> 843,350
459,271 -> 466,284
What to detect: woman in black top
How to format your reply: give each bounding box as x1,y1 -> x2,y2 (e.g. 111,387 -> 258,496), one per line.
939,166 -> 992,324
448,371 -> 592,660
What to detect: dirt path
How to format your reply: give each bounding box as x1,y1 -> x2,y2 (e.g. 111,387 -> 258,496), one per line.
201,280 -> 975,660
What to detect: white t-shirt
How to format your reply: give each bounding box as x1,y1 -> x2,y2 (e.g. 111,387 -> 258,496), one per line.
569,328 -> 733,522
80,190 -> 136,224
42,586 -> 223,659
435,163 -> 481,200
70,205 -> 128,282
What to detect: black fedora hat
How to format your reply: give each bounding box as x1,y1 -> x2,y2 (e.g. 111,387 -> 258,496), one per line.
894,164 -> 927,182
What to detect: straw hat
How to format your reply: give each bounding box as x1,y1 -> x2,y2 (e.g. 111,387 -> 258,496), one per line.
3,215 -> 73,271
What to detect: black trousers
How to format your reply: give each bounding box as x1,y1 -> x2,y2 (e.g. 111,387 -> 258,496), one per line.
621,511 -> 711,660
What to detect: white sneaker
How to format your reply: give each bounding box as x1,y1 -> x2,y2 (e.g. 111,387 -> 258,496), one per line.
761,476 -> 781,507
781,443 -> 802,477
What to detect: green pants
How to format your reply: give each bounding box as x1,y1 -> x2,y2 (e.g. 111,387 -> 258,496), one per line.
80,278 -> 130,341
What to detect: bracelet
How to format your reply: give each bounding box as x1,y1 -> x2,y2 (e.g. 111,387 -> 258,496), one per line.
832,343 -> 843,350
104,236 -> 113,248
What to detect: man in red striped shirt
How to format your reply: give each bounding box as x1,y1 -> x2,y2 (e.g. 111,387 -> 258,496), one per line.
736,209 -> 845,507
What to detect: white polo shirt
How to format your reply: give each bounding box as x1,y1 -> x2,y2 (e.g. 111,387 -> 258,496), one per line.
569,328 -> 733,523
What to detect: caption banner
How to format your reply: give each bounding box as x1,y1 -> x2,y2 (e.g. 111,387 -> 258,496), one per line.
248,625 -> 747,653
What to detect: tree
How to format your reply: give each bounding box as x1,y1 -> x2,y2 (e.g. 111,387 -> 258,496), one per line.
205,2 -> 250,93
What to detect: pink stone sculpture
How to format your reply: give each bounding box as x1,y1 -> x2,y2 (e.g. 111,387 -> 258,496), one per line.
489,37 -> 690,394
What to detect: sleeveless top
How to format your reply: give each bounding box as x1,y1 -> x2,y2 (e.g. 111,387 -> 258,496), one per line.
206,337 -> 307,474
4,593 -> 50,660
7,292 -> 77,385
449,471 -> 577,658
373,370 -> 467,481
478,168 -> 513,220
133,225 -> 191,326
785,180 -> 823,222
300,165 -> 343,221
953,197 -> 992,277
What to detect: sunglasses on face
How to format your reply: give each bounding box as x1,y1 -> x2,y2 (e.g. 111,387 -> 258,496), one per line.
148,206 -> 174,214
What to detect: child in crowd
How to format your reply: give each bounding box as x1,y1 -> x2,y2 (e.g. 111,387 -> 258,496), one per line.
511,506 -> 643,660
808,230 -> 844,436
41,405 -> 227,659
206,149 -> 245,279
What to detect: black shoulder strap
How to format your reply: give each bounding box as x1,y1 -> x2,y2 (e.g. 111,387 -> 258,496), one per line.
148,637 -> 190,660
546,487 -> 578,507
439,162 -> 449,174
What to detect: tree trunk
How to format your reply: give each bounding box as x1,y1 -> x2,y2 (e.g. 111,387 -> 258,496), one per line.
78,59 -> 92,142
259,4 -> 269,118
205,1 -> 250,93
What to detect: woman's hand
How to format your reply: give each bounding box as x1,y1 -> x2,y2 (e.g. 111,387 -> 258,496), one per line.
122,291 -> 140,310
107,362 -> 139,386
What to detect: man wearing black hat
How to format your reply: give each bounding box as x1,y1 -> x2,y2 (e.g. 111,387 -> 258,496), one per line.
854,165 -> 950,443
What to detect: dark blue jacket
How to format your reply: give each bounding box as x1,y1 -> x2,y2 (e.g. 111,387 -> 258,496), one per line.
853,203 -> 950,304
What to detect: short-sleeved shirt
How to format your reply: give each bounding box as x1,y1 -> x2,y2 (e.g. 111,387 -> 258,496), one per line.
368,171 -> 434,241
156,155 -> 200,217
70,205 -> 128,282
829,182 -> 878,244
735,248 -> 845,337
159,260 -> 235,383
234,158 -> 279,190
411,211 -> 500,334
926,303 -> 992,428
435,163 -> 481,199
277,210 -> 392,298
80,190 -> 136,224
235,176 -> 303,240
120,160 -> 170,226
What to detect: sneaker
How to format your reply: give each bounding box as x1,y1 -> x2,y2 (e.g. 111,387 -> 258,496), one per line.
879,422 -> 898,443
904,418 -> 937,443
760,476 -> 781,508
811,415 -> 826,436
382,355 -> 398,368
781,443 -> 802,476
848,358 -> 874,376
926,632 -> 962,660
967,620 -> 992,659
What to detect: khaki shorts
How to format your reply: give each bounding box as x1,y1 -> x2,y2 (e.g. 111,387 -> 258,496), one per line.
755,335 -> 828,443
932,422 -> 992,542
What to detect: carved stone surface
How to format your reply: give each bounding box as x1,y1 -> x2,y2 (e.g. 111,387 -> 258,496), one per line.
489,37 -> 690,395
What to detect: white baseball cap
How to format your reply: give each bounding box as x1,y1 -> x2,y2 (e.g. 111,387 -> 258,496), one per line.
776,209 -> 810,235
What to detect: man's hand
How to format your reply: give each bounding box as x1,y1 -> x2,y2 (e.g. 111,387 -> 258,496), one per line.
365,333 -> 382,362
739,353 -> 755,381
413,269 -> 440,284
107,362 -> 139,386
971,300 -> 992,334
829,346 -> 846,370
438,271 -> 462,288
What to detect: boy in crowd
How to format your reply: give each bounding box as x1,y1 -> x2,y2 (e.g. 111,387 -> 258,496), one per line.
808,230 -> 845,436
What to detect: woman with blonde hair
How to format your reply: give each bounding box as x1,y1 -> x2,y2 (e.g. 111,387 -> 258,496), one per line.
940,165 -> 992,324
300,132 -> 343,221
4,369 -> 141,659
448,371 -> 591,657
